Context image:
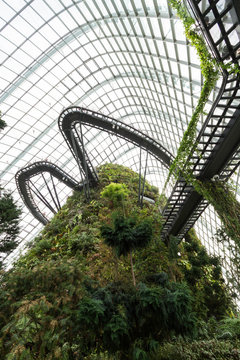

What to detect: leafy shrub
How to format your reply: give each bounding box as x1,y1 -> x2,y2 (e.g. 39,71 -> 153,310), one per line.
182,229 -> 232,319
101,183 -> 129,207
103,314 -> 129,352
69,232 -> 97,255
101,215 -> 153,257
76,297 -> 105,328
34,238 -> 52,254
218,317 -> 240,339
0,189 -> 21,264
154,339 -> 240,360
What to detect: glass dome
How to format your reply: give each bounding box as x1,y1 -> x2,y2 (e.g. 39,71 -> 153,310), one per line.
0,0 -> 239,295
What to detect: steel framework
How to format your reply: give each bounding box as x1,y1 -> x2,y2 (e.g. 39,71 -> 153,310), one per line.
16,161 -> 85,224
161,0 -> 240,240
16,107 -> 174,224
1,0 -> 237,264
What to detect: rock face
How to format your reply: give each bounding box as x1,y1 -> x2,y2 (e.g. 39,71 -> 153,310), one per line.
0,164 -> 233,360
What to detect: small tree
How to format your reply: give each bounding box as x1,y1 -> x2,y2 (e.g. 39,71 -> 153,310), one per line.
101,215 -> 153,286
0,189 -> 21,265
0,118 -> 21,266
100,182 -> 129,214
100,182 -> 153,286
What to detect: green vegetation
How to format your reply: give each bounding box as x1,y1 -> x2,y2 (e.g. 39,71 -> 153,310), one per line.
166,0 -> 240,260
0,163 -> 237,359
100,183 -> 153,286
0,188 -> 22,266
0,118 -> 21,267
0,111 -> 7,130
152,338 -> 240,360
182,229 -> 232,320
101,215 -> 153,286
100,182 -> 129,210
214,225 -> 240,299
191,179 -> 240,267
199,181 -> 240,249
165,0 -> 219,185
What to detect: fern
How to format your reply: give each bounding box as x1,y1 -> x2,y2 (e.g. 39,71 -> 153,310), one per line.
76,297 -> 105,328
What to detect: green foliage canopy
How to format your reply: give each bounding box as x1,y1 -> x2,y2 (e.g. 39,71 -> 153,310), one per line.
0,187 -> 21,266
101,215 -> 153,257
100,182 -> 129,208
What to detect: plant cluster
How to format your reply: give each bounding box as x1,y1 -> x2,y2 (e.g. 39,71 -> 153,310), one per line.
0,259 -> 196,360
153,338 -> 240,360
0,118 -> 21,267
0,189 -> 22,265
0,164 -> 235,359
189,179 -> 240,271
182,229 -> 233,320
101,214 -> 153,286
214,226 -> 240,300
199,181 -> 240,249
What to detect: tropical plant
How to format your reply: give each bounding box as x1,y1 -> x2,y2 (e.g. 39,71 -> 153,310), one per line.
100,182 -> 129,210
101,214 -> 153,286
154,338 -> 240,360
198,180 -> 240,249
181,228 -> 233,319
0,163 -> 234,360
217,316 -> 240,340
0,187 -> 21,268
0,119 -> 21,267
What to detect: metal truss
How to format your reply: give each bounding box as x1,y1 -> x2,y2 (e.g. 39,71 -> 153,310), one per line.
161,0 -> 240,241
58,107 -> 174,167
16,161 -> 85,225
16,108 -> 174,224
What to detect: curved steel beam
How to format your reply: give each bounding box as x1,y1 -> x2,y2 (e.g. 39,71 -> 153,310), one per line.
58,107 -> 174,169
0,13 -> 185,105
16,161 -> 84,225
16,109 -> 174,225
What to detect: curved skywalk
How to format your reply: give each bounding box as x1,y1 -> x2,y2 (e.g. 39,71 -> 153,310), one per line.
16,107 -> 174,225
0,0 -> 239,278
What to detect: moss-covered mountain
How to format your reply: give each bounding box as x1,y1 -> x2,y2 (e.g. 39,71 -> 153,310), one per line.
0,164 -> 238,360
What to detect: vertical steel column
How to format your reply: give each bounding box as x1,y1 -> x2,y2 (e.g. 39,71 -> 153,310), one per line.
29,179 -> 57,214
50,173 -> 61,210
140,150 -> 149,208
77,122 -> 90,200
41,173 -> 61,212
70,129 -> 88,199
138,146 -> 142,205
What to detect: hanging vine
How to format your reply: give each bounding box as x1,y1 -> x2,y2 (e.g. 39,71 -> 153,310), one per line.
164,0 -> 219,187
164,1 -> 240,249
196,180 -> 240,249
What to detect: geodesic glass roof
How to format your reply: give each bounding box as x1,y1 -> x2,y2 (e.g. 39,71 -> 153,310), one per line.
0,0 -> 239,271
